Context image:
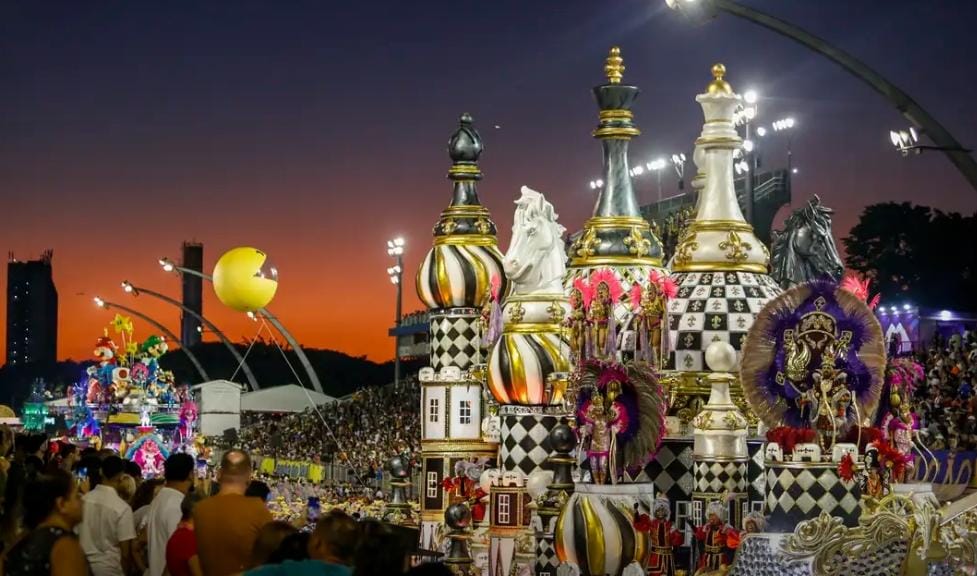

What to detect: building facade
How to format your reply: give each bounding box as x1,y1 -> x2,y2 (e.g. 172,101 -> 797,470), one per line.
6,251 -> 58,366
180,241 -> 204,348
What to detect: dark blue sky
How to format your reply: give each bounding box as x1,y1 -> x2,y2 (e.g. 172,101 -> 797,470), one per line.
2,0 -> 975,360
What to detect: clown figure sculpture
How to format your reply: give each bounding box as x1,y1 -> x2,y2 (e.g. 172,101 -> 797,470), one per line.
634,496 -> 682,576
694,500 -> 739,575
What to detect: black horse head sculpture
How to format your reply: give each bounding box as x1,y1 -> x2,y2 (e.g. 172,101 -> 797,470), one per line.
770,195 -> 844,289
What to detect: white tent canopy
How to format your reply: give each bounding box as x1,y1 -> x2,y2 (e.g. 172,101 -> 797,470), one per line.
240,384 -> 336,413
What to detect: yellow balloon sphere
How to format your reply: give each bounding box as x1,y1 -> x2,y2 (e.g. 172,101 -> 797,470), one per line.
212,247 -> 279,312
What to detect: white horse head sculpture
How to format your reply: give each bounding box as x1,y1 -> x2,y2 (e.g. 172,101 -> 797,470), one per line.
503,186 -> 567,295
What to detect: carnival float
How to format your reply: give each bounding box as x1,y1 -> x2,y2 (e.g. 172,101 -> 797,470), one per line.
51,317 -> 204,477
393,47 -> 977,576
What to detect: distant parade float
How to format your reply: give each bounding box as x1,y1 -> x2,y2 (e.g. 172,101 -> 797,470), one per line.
401,47 -> 977,576
55,316 -> 204,477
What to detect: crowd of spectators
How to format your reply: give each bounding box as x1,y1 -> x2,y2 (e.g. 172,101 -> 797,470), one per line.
227,379 -> 421,482
0,434 -> 447,576
911,331 -> 977,452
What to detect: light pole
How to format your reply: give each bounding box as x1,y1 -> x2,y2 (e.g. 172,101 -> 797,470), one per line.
158,258 -> 325,394
671,153 -> 687,191
772,117 -> 796,171
121,281 -> 260,390
665,0 -> 977,195
735,89 -> 759,225
93,296 -> 210,382
386,237 -> 405,388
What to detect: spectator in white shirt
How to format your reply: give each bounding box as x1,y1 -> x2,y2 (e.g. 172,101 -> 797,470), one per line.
77,455 -> 137,576
146,453 -> 195,576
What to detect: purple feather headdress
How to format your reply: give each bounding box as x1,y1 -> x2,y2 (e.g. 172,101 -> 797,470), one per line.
575,359 -> 668,468
740,279 -> 886,429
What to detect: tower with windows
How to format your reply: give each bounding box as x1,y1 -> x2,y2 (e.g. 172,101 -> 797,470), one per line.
415,114 -> 505,551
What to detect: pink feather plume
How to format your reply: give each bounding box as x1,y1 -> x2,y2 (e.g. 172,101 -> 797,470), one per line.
572,277 -> 594,310
840,273 -> 880,310
649,270 -> 679,300
629,284 -> 643,312
490,273 -> 502,302
590,269 -> 624,303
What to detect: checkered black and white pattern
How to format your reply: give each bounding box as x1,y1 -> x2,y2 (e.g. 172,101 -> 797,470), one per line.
642,439 -> 694,501
693,460 -> 748,494
748,441 -> 766,505
430,309 -> 479,371
764,464 -> 861,532
535,535 -> 558,576
665,271 -> 781,371
501,411 -> 563,476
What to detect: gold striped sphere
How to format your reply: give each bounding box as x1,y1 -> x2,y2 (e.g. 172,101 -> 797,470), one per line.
416,243 -> 506,309
555,490 -> 648,576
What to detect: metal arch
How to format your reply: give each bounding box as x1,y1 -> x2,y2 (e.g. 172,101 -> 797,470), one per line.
126,284 -> 261,391
98,299 -> 210,383
161,264 -> 325,395
255,308 -> 324,394
707,0 -> 977,194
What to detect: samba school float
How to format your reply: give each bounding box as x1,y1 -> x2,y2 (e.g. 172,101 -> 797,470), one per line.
398,48 -> 977,576
54,316 -> 204,478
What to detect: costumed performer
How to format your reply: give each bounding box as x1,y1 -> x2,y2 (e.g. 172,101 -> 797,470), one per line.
694,500 -> 739,575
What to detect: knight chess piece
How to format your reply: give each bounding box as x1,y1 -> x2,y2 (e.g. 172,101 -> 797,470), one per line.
770,195 -> 845,289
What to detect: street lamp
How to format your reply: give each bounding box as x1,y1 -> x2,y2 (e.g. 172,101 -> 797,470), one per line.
157,257 -> 325,394
93,296 -> 210,382
121,280 -> 259,390
386,237 -> 405,389
671,153 -> 687,190
889,127 -> 918,156
735,90 -> 760,225
772,117 -> 797,170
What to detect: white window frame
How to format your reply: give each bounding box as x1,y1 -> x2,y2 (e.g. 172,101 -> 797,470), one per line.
676,501 -> 692,546
426,472 -> 438,498
429,398 -> 439,423
498,494 -> 511,524
459,399 -> 472,424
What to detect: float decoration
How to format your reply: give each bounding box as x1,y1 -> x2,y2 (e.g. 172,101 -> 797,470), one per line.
23,379 -> 51,432
574,361 -> 667,484
739,279 -> 886,451
213,247 -> 279,313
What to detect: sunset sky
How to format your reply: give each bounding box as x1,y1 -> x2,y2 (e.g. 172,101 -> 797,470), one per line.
2,1 -> 975,364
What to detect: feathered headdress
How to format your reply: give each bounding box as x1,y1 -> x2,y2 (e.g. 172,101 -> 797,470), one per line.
589,269 -> 624,304
572,276 -> 594,310
649,270 -> 679,300
575,360 -> 668,468
840,273 -> 880,310
739,280 -> 886,428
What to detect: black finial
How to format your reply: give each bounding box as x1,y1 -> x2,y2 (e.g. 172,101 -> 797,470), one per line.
448,112 -> 483,166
